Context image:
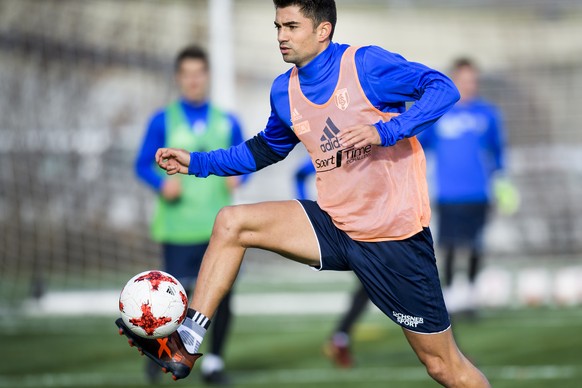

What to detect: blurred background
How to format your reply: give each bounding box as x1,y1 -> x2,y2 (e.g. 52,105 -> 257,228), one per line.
1,0 -> 581,387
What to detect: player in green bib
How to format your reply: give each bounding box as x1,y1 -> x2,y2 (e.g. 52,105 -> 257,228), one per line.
151,102 -> 233,244
135,45 -> 245,385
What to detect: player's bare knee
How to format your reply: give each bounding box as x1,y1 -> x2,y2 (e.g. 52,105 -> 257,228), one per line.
212,206 -> 245,243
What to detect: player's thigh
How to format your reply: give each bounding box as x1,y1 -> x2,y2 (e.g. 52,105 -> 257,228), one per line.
215,200 -> 320,267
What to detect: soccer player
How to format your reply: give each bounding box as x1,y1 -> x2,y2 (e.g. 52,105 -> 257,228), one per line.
419,58 -> 506,314
118,1 -> 490,386
134,45 -> 243,384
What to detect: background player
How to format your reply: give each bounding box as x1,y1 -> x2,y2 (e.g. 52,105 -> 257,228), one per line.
134,45 -> 244,385
120,1 -> 491,386
419,57 -> 511,314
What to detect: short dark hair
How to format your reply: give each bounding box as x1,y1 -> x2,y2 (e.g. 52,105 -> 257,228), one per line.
174,45 -> 209,72
452,57 -> 477,72
273,0 -> 337,41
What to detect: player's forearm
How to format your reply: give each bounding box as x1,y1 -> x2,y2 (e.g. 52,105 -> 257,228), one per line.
188,143 -> 256,177
136,167 -> 164,191
374,77 -> 460,146
187,134 -> 288,177
135,115 -> 166,191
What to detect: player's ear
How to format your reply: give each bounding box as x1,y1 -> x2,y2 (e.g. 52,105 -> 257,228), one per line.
317,21 -> 332,42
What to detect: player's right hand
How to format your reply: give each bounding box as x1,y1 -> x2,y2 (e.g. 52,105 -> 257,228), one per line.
161,179 -> 182,201
156,148 -> 190,175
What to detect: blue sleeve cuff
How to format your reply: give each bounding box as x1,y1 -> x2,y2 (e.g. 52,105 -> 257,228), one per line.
188,152 -> 205,177
374,120 -> 399,147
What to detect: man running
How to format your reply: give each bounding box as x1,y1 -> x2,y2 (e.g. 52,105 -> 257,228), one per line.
117,1 -> 490,386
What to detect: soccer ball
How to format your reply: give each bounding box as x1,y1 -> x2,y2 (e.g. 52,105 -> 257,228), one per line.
119,270 -> 189,339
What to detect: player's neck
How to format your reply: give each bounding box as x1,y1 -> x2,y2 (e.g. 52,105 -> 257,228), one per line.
297,41 -> 336,84
181,98 -> 209,110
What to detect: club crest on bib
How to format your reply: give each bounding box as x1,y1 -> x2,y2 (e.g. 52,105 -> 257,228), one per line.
335,88 -> 350,111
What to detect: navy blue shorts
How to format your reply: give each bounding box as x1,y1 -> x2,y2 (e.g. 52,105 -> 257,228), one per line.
437,202 -> 489,250
162,243 -> 208,290
298,200 -> 450,334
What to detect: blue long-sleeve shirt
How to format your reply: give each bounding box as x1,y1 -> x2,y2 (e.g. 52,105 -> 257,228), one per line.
419,97 -> 505,203
135,99 -> 244,191
187,42 -> 459,177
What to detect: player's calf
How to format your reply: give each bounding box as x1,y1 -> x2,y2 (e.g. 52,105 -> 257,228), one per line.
420,353 -> 490,387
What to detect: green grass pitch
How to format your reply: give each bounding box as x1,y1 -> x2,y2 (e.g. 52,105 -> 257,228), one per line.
1,308 -> 581,388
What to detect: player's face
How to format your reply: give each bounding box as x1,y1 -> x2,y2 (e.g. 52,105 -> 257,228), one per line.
274,6 -> 329,68
453,66 -> 479,102
176,58 -> 209,103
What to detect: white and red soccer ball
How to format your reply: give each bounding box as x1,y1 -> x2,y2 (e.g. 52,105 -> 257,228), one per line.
119,270 -> 188,338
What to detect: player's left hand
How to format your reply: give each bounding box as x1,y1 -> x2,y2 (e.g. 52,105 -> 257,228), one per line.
338,124 -> 381,148
156,148 -> 191,175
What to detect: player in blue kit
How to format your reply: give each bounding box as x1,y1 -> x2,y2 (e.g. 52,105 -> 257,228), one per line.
117,1 -> 490,386
419,58 -> 506,313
